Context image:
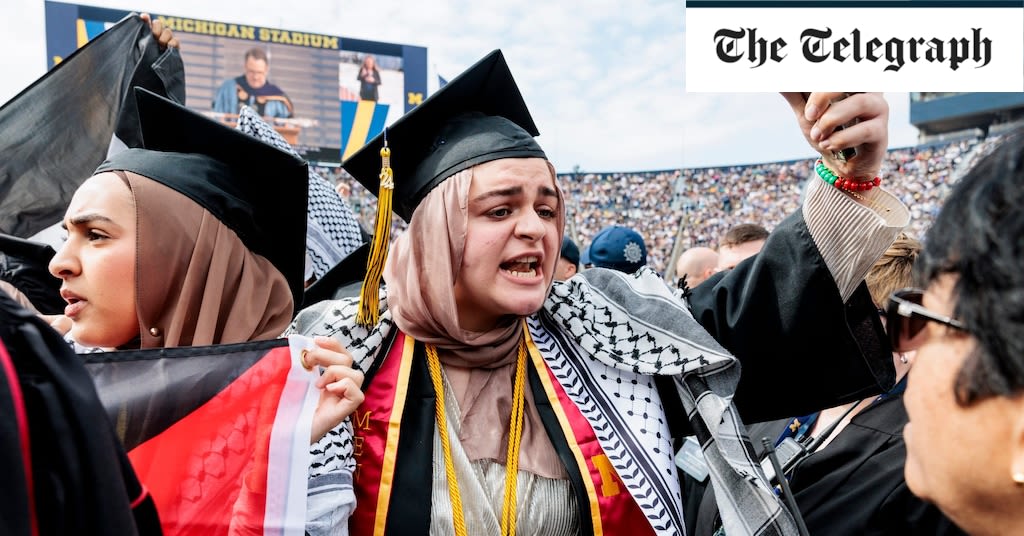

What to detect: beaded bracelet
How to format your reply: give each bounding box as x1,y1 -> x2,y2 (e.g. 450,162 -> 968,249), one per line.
815,159 -> 882,192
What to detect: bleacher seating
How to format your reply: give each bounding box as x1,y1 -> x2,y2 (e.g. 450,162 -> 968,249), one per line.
319,134 -> 1002,276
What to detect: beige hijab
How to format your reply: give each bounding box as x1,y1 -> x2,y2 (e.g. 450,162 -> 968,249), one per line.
119,171 -> 293,349
384,163 -> 568,479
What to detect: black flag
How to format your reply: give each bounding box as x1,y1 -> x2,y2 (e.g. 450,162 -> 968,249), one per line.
0,14 -> 185,237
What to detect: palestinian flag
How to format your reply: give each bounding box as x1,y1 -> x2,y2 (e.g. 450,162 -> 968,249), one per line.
82,336 -> 320,535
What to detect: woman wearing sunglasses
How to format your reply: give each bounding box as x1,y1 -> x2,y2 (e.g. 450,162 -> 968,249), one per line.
891,128 -> 1024,536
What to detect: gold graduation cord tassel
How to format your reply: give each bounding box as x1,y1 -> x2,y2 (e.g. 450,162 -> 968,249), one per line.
356,140 -> 394,326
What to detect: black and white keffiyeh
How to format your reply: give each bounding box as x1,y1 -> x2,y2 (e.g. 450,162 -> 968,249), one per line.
547,267 -> 799,536
528,312 -> 685,534
287,294 -> 391,536
234,106 -> 364,280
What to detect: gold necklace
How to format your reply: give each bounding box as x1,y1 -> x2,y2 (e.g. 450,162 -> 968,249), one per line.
425,333 -> 528,536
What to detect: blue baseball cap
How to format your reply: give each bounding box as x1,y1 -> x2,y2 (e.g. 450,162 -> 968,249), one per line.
587,225 -> 647,273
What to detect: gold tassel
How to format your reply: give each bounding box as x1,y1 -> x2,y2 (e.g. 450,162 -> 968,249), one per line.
356,137 -> 394,326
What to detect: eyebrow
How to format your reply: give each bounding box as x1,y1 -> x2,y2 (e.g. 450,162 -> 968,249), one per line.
472,185 -> 559,203
61,213 -> 117,230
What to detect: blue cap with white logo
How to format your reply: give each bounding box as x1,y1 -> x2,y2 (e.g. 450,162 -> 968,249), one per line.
586,225 -> 647,273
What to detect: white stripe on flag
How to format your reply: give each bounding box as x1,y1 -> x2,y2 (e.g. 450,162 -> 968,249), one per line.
263,335 -> 321,535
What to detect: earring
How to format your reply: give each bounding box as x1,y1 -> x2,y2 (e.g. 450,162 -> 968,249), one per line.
899,353 -> 908,364
1014,472 -> 1024,486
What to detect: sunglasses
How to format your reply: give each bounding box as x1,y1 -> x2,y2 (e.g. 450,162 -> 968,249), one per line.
886,288 -> 967,352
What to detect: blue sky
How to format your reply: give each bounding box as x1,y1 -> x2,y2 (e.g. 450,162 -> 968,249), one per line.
1,0 -> 918,173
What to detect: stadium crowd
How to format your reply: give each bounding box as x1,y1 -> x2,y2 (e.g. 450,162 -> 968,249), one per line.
323,134 -> 999,276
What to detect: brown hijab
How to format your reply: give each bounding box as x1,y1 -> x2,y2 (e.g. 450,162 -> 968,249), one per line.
119,171 -> 293,348
384,163 -> 568,479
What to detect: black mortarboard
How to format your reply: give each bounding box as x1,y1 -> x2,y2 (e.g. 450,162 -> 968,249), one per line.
0,233 -> 64,314
341,49 -> 547,325
343,49 -> 545,222
95,88 -> 309,308
300,242 -> 370,309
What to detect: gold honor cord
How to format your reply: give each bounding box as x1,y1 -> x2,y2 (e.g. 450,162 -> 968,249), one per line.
426,334 -> 528,536
500,336 -> 528,536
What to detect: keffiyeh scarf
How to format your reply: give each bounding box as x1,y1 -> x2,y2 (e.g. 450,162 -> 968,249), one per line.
548,267 -> 799,536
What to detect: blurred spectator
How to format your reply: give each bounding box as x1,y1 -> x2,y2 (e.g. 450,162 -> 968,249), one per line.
717,223 -> 769,272
555,236 -> 580,281
580,242 -> 592,269
585,225 -> 648,273
675,246 -> 718,289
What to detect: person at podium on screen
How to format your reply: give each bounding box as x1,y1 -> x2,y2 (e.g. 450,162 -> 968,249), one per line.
213,47 -> 294,118
356,54 -> 381,101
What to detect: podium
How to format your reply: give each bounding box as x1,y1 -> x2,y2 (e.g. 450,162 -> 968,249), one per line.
273,123 -> 300,145
203,112 -> 303,145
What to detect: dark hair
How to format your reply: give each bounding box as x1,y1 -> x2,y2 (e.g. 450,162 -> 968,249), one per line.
244,48 -> 269,63
720,223 -> 769,248
919,128 -> 1024,405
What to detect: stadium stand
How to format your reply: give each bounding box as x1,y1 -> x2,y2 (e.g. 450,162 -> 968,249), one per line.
318,134 -> 1004,278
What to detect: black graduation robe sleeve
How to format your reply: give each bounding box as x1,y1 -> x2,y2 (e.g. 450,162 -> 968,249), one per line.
687,211 -> 895,423
0,292 -> 161,535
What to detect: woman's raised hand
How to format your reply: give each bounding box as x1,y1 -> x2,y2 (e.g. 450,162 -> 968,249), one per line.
782,92 -> 889,182
303,336 -> 366,444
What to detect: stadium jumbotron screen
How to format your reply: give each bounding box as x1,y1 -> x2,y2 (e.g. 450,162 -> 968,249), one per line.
43,1 -> 428,164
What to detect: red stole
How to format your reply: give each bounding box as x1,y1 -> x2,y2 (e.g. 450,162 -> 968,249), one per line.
349,332 -> 414,536
524,329 -> 655,536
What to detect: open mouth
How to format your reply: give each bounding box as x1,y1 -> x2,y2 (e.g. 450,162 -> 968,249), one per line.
500,256 -> 539,278
64,297 -> 85,317
61,289 -> 86,317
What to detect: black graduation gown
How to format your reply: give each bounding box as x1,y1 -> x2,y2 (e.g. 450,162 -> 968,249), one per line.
0,234 -> 64,314
638,209 -> 898,535
0,293 -> 161,535
360,338 -> 610,535
693,392 -> 967,535
691,212 -> 893,421
659,211 -> 894,438
333,208 -> 896,534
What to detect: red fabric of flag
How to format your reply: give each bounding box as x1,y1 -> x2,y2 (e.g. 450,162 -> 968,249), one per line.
84,337 -> 318,536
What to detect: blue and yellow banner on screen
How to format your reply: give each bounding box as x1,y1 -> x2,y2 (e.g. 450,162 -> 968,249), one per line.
43,0 -> 428,163
685,0 -> 1024,91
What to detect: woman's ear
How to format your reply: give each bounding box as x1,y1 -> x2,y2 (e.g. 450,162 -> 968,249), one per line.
1010,396 -> 1024,487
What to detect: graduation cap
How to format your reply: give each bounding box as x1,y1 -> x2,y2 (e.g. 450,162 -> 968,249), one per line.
0,233 -> 64,315
300,242 -> 370,309
95,88 -> 309,308
342,49 -> 546,325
